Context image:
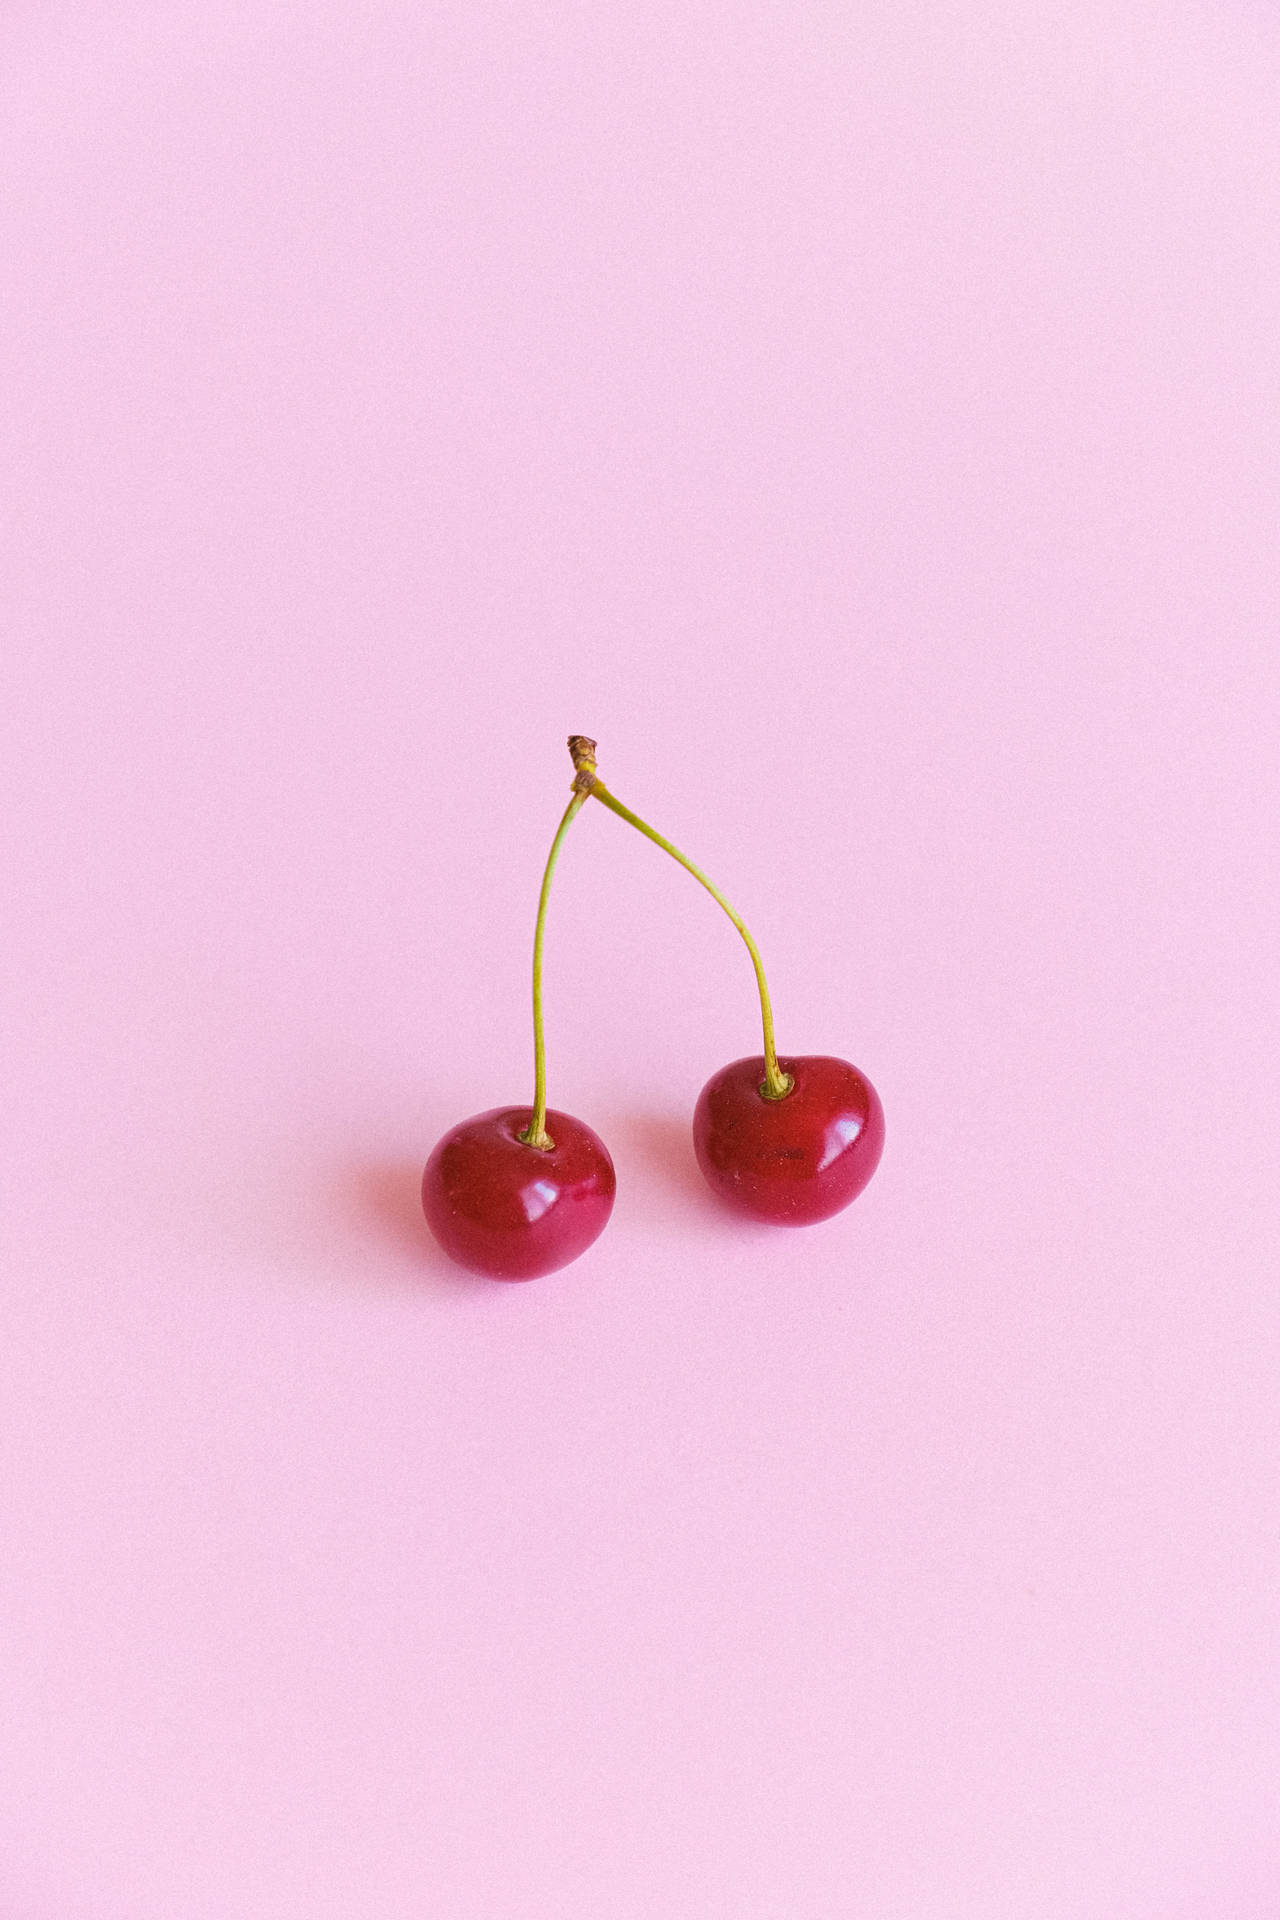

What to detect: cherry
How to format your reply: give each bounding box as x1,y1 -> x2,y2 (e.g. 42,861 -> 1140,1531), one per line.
693,1055 -> 884,1224
422,1106 -> 615,1279
569,739 -> 884,1229
421,742 -> 615,1280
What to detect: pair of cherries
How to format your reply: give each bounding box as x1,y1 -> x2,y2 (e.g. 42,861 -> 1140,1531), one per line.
422,739 -> 884,1279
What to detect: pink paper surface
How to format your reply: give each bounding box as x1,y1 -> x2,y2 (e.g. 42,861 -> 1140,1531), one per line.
3,4 -> 1278,1914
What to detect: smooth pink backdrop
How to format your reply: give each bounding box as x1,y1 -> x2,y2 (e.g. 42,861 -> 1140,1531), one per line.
3,3 -> 1279,1915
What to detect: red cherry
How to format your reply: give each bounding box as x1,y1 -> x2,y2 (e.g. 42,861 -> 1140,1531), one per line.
692,1055 -> 884,1224
421,1106 -> 615,1279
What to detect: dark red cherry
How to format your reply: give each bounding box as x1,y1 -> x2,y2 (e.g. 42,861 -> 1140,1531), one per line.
421,1106 -> 615,1279
692,1055 -> 884,1225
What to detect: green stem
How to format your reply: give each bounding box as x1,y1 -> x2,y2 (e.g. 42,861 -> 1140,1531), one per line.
519,791 -> 588,1151
587,778 -> 794,1100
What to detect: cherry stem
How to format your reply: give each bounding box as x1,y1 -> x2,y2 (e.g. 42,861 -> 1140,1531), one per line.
519,790 -> 588,1151
585,775 -> 794,1101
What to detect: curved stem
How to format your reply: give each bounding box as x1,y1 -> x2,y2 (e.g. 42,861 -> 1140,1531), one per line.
519,791 -> 588,1150
587,778 -> 793,1100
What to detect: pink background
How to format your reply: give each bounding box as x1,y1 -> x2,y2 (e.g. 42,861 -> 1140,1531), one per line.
3,2 -> 1279,1913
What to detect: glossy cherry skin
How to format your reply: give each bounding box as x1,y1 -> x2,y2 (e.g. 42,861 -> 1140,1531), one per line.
421,1106 -> 615,1279
692,1055 -> 884,1225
